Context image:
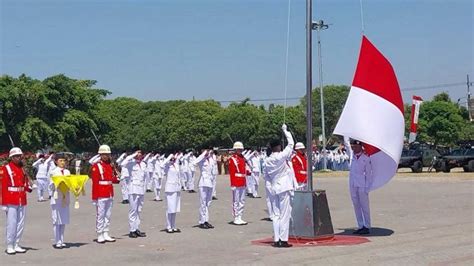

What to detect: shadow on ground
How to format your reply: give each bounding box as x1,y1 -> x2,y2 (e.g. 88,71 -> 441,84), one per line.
336,227 -> 394,237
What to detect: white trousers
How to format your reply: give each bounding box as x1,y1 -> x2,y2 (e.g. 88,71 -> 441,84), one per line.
265,182 -> 274,220
246,175 -> 254,194
350,186 -> 371,229
166,213 -> 177,230
212,177 -> 217,197
121,176 -> 130,201
96,198 -> 113,233
198,186 -> 213,224
154,178 -> 163,200
146,172 -> 153,190
5,205 -> 26,247
128,194 -> 144,232
53,224 -> 65,245
252,173 -> 260,196
179,172 -> 187,190
36,178 -> 49,200
185,171 -> 194,190
231,187 -> 246,219
271,191 -> 292,242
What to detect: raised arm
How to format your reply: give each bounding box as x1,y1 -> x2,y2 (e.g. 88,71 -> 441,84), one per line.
121,152 -> 138,167
88,154 -> 100,165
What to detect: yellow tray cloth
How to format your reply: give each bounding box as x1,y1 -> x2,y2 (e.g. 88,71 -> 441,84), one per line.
51,175 -> 89,209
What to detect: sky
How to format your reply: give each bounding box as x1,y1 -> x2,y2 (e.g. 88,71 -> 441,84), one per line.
1,0 -> 473,105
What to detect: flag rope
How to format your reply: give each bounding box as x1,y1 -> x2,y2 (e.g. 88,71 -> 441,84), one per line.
359,0 -> 365,35
283,0 -> 292,123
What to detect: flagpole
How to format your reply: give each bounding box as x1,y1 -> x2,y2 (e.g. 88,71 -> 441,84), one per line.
305,0 -> 313,191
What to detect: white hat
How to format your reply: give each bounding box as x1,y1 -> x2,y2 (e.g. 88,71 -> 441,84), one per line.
98,144 -> 111,154
295,142 -> 305,150
9,147 -> 23,157
233,141 -> 244,150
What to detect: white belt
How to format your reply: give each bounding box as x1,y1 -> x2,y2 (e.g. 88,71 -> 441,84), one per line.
8,187 -> 24,192
98,181 -> 112,185
299,171 -> 307,174
235,173 -> 246,177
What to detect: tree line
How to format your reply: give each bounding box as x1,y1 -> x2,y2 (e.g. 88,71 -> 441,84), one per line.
1,74 -> 472,153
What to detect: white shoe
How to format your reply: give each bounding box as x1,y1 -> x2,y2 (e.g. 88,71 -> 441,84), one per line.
14,245 -> 26,253
97,233 -> 105,244
6,245 -> 16,255
103,232 -> 116,242
233,217 -> 247,225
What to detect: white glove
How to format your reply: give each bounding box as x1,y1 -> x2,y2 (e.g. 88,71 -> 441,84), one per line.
2,206 -> 7,212
282,124 -> 288,132
92,200 -> 97,206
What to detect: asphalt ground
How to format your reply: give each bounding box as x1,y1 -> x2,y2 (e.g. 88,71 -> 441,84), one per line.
1,170 -> 473,265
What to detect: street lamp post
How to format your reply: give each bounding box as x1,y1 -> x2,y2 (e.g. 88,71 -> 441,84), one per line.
313,20 -> 329,171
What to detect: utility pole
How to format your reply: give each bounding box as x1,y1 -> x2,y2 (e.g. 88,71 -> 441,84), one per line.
313,20 -> 329,170
467,74 -> 472,121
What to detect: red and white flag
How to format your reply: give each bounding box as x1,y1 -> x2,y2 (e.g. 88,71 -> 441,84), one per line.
408,95 -> 423,143
334,36 -> 405,191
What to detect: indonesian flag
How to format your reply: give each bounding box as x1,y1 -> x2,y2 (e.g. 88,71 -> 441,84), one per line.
334,36 -> 405,191
408,96 -> 423,143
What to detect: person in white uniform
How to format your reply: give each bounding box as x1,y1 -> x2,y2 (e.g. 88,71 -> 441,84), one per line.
210,150 -> 218,200
152,154 -> 164,201
192,149 -> 215,229
49,154 -> 71,249
116,152 -> 129,204
348,139 -> 373,235
263,124 -> 295,248
32,153 -> 54,202
120,150 -> 147,238
248,151 -> 262,198
187,152 -> 197,193
162,154 -> 182,233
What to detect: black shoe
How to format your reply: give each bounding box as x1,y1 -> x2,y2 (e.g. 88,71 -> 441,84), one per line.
272,240 -> 282,247
280,241 -> 292,248
204,222 -> 214,229
188,190 -> 196,193
48,196 -> 52,199
359,227 -> 370,235
129,231 -> 138,238
172,228 -> 181,233
212,196 -> 218,200
199,223 -> 209,229
246,193 -> 252,197
122,200 -> 129,204
353,228 -> 362,234
135,230 -> 146,237
146,189 -> 152,193
248,194 -> 255,198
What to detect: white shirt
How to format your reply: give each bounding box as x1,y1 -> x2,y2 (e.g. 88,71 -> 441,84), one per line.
349,152 -> 373,188
32,156 -> 54,178
121,153 -> 147,195
162,157 -> 181,193
193,151 -> 215,188
263,140 -> 295,195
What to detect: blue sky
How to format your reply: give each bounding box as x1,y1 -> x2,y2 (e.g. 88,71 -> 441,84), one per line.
1,0 -> 472,105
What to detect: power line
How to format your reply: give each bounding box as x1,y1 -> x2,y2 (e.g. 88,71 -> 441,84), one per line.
215,81 -> 468,103
401,82 -> 465,91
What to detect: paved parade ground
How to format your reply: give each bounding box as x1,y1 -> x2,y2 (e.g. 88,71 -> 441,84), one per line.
1,171 -> 473,265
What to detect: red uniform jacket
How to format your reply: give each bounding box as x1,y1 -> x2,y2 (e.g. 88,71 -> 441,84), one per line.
229,154 -> 248,187
291,153 -> 308,184
91,161 -> 119,200
1,162 -> 30,206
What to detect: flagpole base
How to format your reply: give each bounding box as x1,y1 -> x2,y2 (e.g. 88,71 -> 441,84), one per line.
290,189 -> 334,239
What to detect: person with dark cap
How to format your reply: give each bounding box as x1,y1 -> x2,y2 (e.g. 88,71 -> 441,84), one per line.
263,124 -> 295,248
349,139 -> 373,235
